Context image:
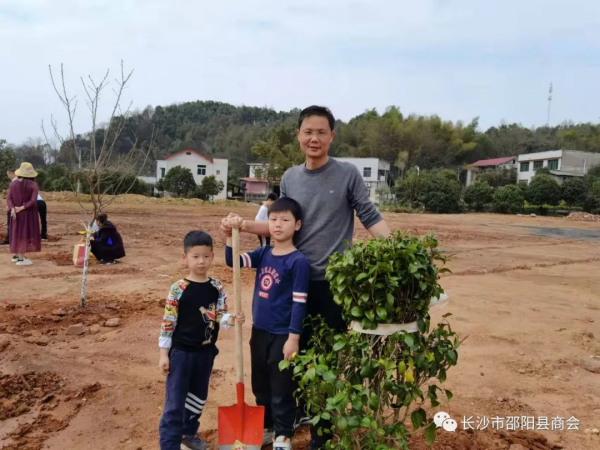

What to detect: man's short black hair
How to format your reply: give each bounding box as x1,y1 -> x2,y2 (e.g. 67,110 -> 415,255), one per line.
96,214 -> 108,224
183,230 -> 213,253
298,105 -> 335,131
268,197 -> 302,222
267,192 -> 278,201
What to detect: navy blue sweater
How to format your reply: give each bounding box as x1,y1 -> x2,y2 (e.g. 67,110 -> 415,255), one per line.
226,246 -> 310,335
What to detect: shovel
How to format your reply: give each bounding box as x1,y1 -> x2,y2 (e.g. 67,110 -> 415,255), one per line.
218,227 -> 264,450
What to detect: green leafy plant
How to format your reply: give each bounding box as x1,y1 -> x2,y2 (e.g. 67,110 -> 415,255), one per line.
561,178 -> 586,209
285,232 -> 459,449
583,180 -> 600,214
464,180 -> 493,211
526,174 -> 561,211
162,165 -> 197,197
493,184 -> 525,214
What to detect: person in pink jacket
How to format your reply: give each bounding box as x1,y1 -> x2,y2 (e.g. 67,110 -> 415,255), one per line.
7,163 -> 41,266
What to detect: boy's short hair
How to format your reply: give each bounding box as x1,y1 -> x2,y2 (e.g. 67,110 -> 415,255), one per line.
268,197 -> 302,222
96,214 -> 108,224
184,230 -> 213,253
266,192 -> 278,201
298,105 -> 335,131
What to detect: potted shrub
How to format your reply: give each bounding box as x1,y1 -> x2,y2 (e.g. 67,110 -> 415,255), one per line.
284,231 -> 460,449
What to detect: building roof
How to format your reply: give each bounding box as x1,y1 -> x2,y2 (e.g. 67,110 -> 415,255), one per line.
163,149 -> 213,163
550,170 -> 585,178
471,156 -> 516,167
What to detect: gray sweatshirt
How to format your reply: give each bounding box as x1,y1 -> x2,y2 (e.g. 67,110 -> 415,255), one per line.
280,158 -> 383,280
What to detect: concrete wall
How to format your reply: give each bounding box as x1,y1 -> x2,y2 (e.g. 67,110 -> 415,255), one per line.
561,151 -> 600,175
155,152 -> 228,199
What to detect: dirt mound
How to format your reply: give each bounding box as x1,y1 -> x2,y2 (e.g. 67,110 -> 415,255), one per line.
0,292 -> 160,336
408,429 -> 562,450
567,212 -> 600,222
0,371 -> 65,420
36,250 -> 77,266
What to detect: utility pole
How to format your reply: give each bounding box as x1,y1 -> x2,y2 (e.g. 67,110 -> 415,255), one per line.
546,82 -> 553,127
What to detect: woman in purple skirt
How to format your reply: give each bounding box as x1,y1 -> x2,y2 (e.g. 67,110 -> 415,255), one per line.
7,163 -> 41,266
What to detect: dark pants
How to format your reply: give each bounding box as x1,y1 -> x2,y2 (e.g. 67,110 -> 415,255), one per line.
258,236 -> 271,247
37,200 -> 47,240
300,280 -> 346,449
159,347 -> 217,450
251,327 -> 297,438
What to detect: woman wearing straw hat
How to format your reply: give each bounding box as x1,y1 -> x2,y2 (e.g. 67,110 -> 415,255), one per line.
6,162 -> 42,266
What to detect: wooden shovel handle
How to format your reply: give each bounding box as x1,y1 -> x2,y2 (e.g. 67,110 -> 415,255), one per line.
232,227 -> 244,384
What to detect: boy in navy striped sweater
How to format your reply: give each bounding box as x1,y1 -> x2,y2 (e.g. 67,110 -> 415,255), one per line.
225,197 -> 310,450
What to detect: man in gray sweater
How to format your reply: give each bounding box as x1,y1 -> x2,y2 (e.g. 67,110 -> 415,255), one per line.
221,106 -> 391,449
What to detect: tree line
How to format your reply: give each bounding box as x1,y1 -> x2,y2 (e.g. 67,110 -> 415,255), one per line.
3,100 -> 600,192
393,165 -> 600,215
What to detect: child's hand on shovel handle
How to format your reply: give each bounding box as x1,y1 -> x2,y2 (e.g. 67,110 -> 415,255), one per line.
227,312 -> 246,326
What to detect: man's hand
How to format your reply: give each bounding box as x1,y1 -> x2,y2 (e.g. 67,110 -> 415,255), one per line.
228,311 -> 246,326
159,348 -> 170,376
220,213 -> 239,236
283,334 -> 300,361
10,209 -> 16,220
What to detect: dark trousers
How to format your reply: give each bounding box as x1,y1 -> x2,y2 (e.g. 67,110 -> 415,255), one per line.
258,236 -> 271,247
37,200 -> 47,239
251,327 -> 297,438
300,280 -> 346,449
159,347 -> 217,450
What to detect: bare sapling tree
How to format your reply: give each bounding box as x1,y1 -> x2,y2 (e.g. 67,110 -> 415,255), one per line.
43,61 -> 155,307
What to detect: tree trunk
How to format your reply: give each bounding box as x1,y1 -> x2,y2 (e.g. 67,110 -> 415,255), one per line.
80,229 -> 91,308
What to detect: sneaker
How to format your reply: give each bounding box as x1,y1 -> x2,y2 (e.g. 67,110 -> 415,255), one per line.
11,256 -> 19,263
262,428 -> 274,446
100,260 -> 116,265
294,416 -> 312,430
273,435 -> 292,450
181,434 -> 208,450
16,259 -> 32,266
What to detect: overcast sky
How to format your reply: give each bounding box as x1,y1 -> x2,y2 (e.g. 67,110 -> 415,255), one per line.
1,0 -> 600,144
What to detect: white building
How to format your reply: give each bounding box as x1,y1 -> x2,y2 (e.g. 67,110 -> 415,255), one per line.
465,156 -> 517,187
156,149 -> 229,199
517,150 -> 600,185
333,157 -> 391,204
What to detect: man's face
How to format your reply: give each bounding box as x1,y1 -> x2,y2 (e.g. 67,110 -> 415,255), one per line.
296,115 -> 335,160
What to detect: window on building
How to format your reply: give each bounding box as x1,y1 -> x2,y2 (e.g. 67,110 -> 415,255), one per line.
216,170 -> 220,175
520,162 -> 530,172
363,167 -> 372,178
160,168 -> 165,178
519,180 -> 528,185
197,165 -> 206,175
533,161 -> 543,170
547,159 -> 559,170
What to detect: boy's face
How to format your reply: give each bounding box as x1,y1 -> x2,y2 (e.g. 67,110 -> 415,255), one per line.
268,210 -> 301,242
266,199 -> 273,207
183,245 -> 214,276
296,115 -> 335,161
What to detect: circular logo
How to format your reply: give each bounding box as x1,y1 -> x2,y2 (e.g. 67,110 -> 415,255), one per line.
260,274 -> 274,291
